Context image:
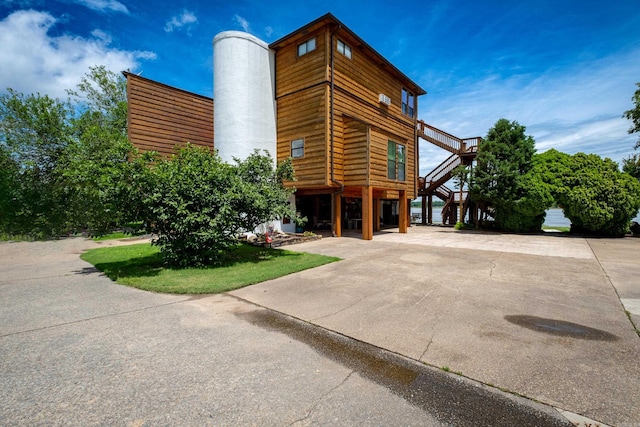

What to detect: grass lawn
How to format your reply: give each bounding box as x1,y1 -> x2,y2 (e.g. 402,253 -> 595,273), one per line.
542,226 -> 570,233
80,243 -> 340,294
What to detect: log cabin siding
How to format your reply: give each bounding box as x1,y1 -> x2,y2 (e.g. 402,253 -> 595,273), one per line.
276,84 -> 328,187
126,73 -> 213,157
273,21 -> 419,198
274,29 -> 328,99
343,119 -> 368,186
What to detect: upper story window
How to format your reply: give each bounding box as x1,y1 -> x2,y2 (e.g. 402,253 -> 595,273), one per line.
387,140 -> 406,181
291,138 -> 304,158
402,88 -> 415,118
297,38 -> 316,56
337,39 -> 352,59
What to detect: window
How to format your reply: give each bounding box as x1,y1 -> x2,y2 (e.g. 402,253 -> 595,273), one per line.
297,38 -> 316,56
402,88 -> 415,118
397,144 -> 406,181
388,140 -> 406,181
387,141 -> 396,179
291,138 -> 304,158
337,39 -> 352,59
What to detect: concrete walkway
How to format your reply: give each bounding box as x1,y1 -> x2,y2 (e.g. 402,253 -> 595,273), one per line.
233,226 -> 640,427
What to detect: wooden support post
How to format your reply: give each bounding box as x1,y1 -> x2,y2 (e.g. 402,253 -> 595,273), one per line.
399,190 -> 407,234
421,195 -> 427,225
333,193 -> 342,237
427,194 -> 433,224
362,186 -> 373,240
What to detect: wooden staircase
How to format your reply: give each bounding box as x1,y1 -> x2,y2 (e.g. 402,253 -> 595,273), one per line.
417,121 -> 481,224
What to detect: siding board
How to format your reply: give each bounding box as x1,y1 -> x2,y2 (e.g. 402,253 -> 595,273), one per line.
126,73 -> 213,157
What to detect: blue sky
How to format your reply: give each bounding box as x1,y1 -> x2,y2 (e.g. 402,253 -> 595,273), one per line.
1,0 -> 639,175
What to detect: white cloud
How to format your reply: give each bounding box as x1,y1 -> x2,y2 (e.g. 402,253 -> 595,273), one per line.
234,14 -> 250,32
0,10 -> 156,99
73,0 -> 129,14
418,46 -> 640,176
164,10 -> 198,33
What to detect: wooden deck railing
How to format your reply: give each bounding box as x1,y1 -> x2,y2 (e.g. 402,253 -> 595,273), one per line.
417,120 -> 483,154
417,121 -> 462,153
423,153 -> 461,191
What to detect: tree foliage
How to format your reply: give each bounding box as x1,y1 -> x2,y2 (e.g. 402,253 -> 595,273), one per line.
622,153 -> 640,181
469,118 -> 640,235
0,66 -> 152,237
470,118 -> 545,232
145,146 -> 295,267
0,89 -> 73,236
537,150 -> 640,236
63,66 -> 154,235
623,82 -> 640,149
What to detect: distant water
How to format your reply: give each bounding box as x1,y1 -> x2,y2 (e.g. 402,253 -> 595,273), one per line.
411,207 -> 640,227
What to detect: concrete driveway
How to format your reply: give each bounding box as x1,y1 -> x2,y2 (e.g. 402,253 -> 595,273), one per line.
233,227 -> 640,427
1,228 -> 638,426
1,235 -> 578,426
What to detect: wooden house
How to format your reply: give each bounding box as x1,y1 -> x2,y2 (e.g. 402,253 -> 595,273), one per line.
125,13 -> 426,240
269,14 -> 426,239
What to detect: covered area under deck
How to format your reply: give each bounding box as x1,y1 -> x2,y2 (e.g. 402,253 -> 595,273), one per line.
294,186 -> 410,240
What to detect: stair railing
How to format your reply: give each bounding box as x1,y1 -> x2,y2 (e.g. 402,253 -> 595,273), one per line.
423,154 -> 461,191
417,121 -> 462,153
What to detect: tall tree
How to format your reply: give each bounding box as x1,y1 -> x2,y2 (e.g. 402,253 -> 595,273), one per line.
0,89 -> 73,236
64,66 -> 152,235
0,66 -> 152,238
623,82 -> 640,149
469,118 -> 545,231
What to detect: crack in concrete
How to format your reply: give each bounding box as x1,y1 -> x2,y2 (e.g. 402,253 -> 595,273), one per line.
0,299 -> 192,338
310,289 -> 385,322
288,370 -> 356,426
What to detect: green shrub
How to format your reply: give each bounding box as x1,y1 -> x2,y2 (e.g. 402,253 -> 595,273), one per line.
145,145 -> 295,267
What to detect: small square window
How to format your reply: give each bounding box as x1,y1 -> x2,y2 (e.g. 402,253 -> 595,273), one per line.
337,39 -> 352,59
297,38 -> 316,56
291,138 -> 304,158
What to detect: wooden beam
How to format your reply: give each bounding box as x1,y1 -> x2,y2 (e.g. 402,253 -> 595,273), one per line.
333,193 -> 342,237
399,189 -> 407,233
362,186 -> 373,240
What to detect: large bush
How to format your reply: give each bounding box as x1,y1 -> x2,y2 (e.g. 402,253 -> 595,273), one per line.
541,150 -> 640,236
145,145 -> 295,267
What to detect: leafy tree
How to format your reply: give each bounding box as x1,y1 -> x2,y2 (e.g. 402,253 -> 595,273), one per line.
451,164 -> 469,224
63,66 -> 153,235
0,66 -> 151,238
534,149 -> 640,236
67,65 -> 128,137
552,152 -> 640,236
145,145 -> 295,267
0,89 -> 73,236
623,82 -> 640,149
469,118 -> 545,231
622,153 -> 640,181
0,145 -> 19,233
